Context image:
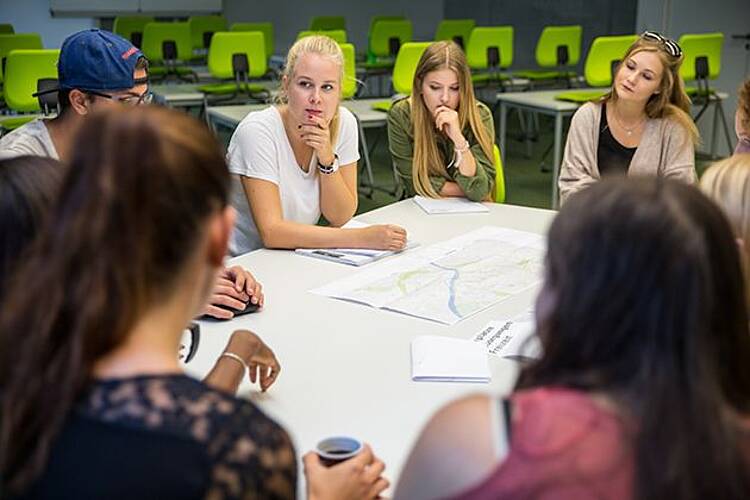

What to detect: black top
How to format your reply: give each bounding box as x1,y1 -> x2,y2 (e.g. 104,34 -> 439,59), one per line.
597,102 -> 638,176
14,374 -> 296,500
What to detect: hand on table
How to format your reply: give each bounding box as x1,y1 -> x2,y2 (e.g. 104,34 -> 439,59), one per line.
304,444 -> 389,500
202,266 -> 264,319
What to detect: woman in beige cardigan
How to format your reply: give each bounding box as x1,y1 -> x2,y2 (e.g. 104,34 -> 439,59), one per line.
559,32 -> 699,204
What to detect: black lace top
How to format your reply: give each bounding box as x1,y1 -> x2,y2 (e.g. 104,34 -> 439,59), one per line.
17,374 -> 297,499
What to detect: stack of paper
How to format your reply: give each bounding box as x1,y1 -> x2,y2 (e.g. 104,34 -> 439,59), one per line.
413,195 -> 490,214
411,335 -> 491,383
295,219 -> 414,266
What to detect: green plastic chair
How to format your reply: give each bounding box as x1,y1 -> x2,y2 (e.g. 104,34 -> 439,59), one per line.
188,15 -> 227,50
515,25 -> 582,82
371,42 -> 430,112
365,19 -> 413,69
297,30 -> 347,44
231,22 -> 274,58
142,22 -> 195,80
310,16 -> 346,31
556,34 -> 637,103
466,26 -> 514,85
435,19 -> 475,49
3,49 -> 59,124
0,24 -> 14,34
113,16 -> 154,47
679,32 -> 724,96
493,144 -> 505,203
0,33 -> 43,84
198,32 -> 267,98
340,43 -> 357,99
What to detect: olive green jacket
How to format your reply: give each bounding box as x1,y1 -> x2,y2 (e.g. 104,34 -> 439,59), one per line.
387,97 -> 496,201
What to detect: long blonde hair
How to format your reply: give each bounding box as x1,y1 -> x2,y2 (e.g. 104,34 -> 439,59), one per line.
700,153 -> 750,309
411,41 -> 495,198
604,37 -> 699,145
277,35 -> 343,146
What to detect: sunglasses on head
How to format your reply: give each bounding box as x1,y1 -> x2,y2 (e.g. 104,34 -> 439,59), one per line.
641,31 -> 683,58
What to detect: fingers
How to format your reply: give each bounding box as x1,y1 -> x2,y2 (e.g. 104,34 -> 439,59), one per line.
210,292 -> 248,312
213,282 -> 250,302
349,443 -> 375,469
368,477 -> 390,499
202,304 -> 234,320
259,363 -> 280,391
363,458 -> 385,483
302,451 -> 323,473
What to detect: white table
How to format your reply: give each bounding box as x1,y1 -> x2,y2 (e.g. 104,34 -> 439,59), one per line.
206,98 -> 390,192
152,80 -> 279,109
184,199 -> 555,493
497,89 -> 582,209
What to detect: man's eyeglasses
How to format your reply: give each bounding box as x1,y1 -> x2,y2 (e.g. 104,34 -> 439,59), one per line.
84,88 -> 153,106
641,31 -> 683,58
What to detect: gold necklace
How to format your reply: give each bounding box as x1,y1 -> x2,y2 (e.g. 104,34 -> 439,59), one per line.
612,104 -> 647,136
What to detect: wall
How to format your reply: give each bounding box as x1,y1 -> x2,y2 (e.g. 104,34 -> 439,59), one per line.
3,0 -> 96,48
637,0 -> 749,155
223,0 -> 445,55
444,0 -> 638,71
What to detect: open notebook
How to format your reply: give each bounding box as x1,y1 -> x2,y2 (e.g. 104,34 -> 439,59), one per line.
411,335 -> 491,383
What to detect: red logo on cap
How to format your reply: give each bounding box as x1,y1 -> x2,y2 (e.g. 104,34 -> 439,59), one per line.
122,47 -> 138,59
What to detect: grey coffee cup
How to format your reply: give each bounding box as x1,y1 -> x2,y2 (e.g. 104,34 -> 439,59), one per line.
316,436 -> 363,467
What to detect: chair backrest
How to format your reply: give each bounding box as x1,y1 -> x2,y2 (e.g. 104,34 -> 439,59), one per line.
370,19 -> 413,58
340,42 -> 357,99
493,144 -> 505,203
0,33 -> 43,83
678,32 -> 724,81
230,22 -> 274,58
392,42 -> 431,95
535,25 -> 582,67
435,19 -> 476,49
584,34 -> 638,87
466,26 -> 514,70
0,24 -> 14,34
142,22 -> 192,63
310,16 -> 346,31
297,30 -> 347,44
4,49 -> 60,112
207,32 -> 267,79
188,15 -> 227,50
113,16 -> 154,47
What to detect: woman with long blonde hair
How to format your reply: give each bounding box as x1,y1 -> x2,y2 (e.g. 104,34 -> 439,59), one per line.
559,32 -> 700,204
700,153 -> 750,309
388,41 -> 496,201
228,35 -> 406,255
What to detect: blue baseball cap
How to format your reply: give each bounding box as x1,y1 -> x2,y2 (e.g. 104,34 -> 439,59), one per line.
57,29 -> 146,91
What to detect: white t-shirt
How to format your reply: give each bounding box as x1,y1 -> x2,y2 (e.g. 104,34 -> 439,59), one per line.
227,105 -> 360,255
0,119 -> 59,160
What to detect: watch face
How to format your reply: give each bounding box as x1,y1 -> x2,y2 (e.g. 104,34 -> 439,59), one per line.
178,322 -> 201,363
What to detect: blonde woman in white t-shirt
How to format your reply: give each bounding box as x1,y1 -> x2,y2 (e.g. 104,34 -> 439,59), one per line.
228,36 -> 407,255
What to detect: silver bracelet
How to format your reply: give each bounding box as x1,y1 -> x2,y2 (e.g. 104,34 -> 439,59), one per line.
220,351 -> 249,374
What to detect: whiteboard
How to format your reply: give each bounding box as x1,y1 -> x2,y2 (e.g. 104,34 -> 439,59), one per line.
50,0 -> 221,15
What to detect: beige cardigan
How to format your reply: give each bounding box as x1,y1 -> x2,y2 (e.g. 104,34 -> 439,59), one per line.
558,102 -> 696,204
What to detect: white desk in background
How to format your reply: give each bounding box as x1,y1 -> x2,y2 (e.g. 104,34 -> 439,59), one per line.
152,80 -> 279,109
206,98 -> 390,193
184,198 -> 555,494
497,89 -> 581,209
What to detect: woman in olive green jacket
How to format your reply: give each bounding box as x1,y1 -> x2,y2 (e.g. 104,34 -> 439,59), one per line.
387,41 -> 496,202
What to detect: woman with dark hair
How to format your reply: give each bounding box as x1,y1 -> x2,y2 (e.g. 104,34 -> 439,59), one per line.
0,155 -> 65,298
394,178 -> 750,500
0,107 -> 388,499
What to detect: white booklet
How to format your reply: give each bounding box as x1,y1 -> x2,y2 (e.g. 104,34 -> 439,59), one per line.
411,335 -> 491,383
413,195 -> 490,214
295,220 -> 413,266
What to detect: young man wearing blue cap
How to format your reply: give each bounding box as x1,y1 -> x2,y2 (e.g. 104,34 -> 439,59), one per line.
0,29 -> 265,319
0,29 -> 150,162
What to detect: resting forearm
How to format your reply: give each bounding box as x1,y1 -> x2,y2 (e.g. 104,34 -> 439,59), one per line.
457,149 -> 478,177
258,220 -> 372,249
204,357 -> 244,394
440,181 -> 466,197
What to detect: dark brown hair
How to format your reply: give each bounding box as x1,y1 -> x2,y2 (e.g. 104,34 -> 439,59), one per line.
0,106 -> 229,493
518,178 -> 750,499
0,155 -> 65,298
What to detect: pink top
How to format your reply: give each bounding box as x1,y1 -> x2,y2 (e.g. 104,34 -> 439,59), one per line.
452,387 -> 634,500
